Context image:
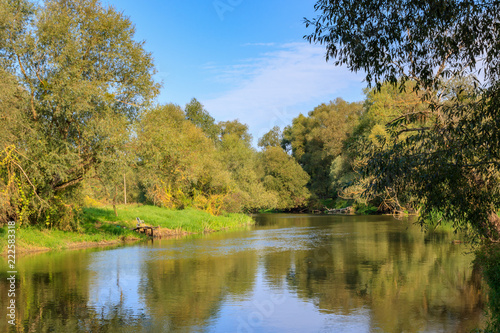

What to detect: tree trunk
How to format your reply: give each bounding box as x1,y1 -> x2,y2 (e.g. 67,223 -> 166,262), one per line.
488,211 -> 500,241
123,173 -> 127,205
113,185 -> 118,217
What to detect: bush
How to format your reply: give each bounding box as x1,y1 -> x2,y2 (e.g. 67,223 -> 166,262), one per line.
355,203 -> 378,215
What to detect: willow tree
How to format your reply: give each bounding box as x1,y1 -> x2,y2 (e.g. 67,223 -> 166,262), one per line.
260,146 -> 311,210
137,104 -> 233,214
217,121 -> 278,212
282,98 -> 362,198
184,98 -> 220,142
258,126 -> 282,149
258,128 -> 311,210
0,0 -> 159,227
306,0 -> 500,240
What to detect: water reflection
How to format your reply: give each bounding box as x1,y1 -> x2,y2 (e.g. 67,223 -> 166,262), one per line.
88,248 -> 148,319
0,215 -> 486,332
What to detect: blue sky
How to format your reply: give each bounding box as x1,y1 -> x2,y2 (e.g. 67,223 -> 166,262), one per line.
104,0 -> 366,144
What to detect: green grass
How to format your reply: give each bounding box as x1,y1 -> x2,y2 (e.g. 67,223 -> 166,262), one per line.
0,223 -> 143,254
421,210 -> 456,232
354,202 -> 378,215
320,198 -> 356,210
83,204 -> 254,233
0,204 -> 254,254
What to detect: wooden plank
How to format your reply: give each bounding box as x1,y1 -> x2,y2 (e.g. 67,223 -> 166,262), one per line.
132,219 -> 160,238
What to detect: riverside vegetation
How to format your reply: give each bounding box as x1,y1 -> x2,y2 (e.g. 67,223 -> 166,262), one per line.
0,204 -> 254,253
305,0 -> 500,330
0,0 -> 499,328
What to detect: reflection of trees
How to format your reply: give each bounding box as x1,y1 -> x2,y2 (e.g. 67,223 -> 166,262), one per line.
253,214 -> 317,228
142,250 -> 258,331
0,249 -> 154,333
261,219 -> 485,332
87,248 -> 149,320
0,217 -> 486,332
2,250 -> 98,332
12,252 -> 93,332
0,235 -> 260,332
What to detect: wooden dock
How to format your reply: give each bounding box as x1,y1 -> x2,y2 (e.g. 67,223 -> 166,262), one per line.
133,218 -> 160,238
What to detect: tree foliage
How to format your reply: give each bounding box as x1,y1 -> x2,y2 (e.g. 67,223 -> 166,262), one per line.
306,0 -> 500,240
260,146 -> 311,210
219,120 -> 253,146
0,0 -> 159,227
282,98 -> 362,198
305,0 -> 500,89
258,126 -> 282,149
185,98 -> 220,142
137,104 -> 311,214
217,127 -> 278,212
332,83 -> 429,211
137,104 -> 231,212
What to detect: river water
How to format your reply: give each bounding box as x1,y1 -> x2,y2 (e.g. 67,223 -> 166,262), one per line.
1,215 -> 486,332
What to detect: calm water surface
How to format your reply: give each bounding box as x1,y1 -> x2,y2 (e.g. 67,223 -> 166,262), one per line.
1,215 -> 486,332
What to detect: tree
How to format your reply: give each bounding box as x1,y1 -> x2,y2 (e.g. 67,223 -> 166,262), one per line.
260,146 -> 311,210
306,0 -> 500,240
258,126 -> 282,149
305,0 -> 499,91
219,120 -> 252,145
282,98 -> 362,198
331,83 -> 428,212
137,104 -> 230,211
185,98 -> 220,142
0,0 -> 159,227
217,128 -> 277,212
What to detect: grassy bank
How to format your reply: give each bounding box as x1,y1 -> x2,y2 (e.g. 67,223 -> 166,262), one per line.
0,225 -> 142,254
0,204 -> 254,254
83,204 -> 254,233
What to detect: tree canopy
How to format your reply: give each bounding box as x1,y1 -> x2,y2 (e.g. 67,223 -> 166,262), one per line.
185,98 -> 220,142
306,0 -> 500,240
258,126 -> 282,149
282,98 -> 362,198
0,0 -> 159,226
305,0 -> 500,90
260,146 -> 311,210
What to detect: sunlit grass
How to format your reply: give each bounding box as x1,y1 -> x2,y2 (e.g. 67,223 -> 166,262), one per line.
0,224 -> 142,254
421,210 -> 456,233
82,204 -> 254,233
0,204 -> 253,254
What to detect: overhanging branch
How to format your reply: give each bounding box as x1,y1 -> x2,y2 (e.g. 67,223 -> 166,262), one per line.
53,176 -> 84,191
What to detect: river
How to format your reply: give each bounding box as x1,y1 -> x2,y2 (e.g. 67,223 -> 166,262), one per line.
0,214 -> 486,332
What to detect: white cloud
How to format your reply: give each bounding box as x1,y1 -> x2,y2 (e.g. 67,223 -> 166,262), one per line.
202,42 -> 366,144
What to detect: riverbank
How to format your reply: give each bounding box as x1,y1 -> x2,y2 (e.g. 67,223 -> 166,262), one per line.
475,243 -> 500,331
0,204 -> 255,254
